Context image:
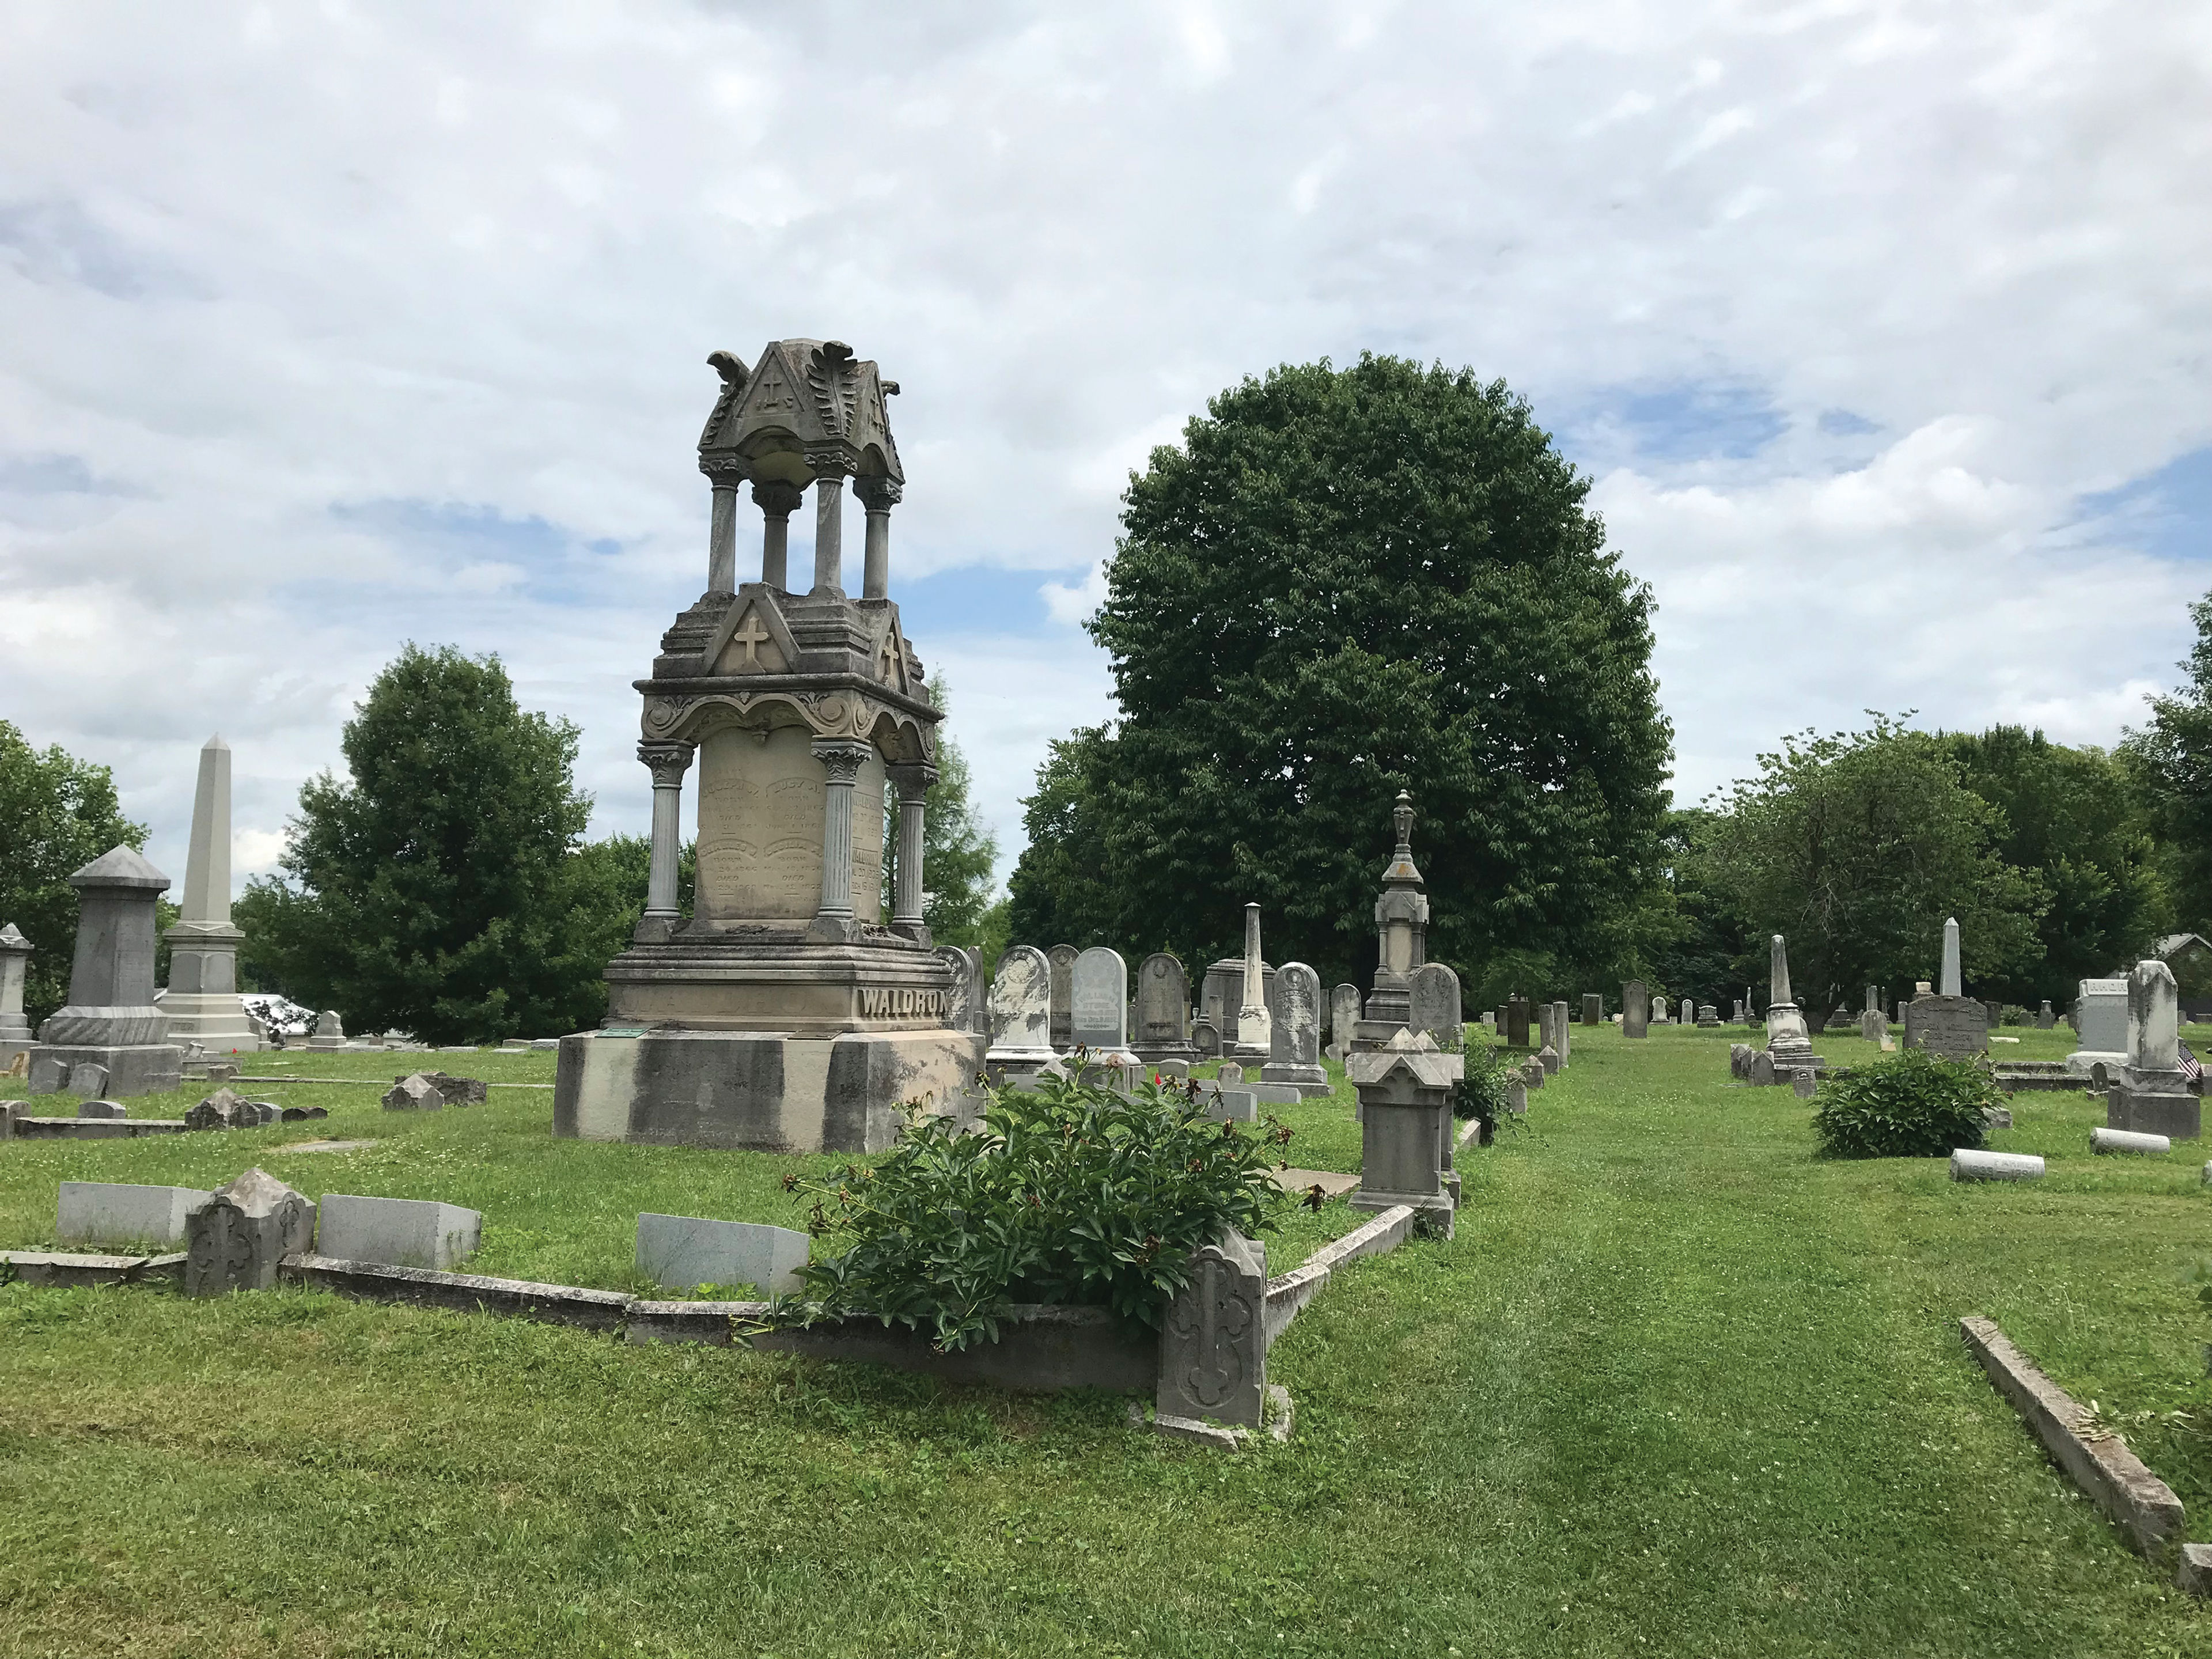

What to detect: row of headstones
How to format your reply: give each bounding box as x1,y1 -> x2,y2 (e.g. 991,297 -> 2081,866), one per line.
0,1089 -> 329,1138
974,944 -> 1467,1066
49,1171 -> 816,1300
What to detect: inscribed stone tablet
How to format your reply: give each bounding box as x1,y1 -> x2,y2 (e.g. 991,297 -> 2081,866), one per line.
1070,947 -> 1128,1050
987,946 -> 1054,1058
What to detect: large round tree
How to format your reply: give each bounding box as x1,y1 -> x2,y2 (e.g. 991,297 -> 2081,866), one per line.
1009,354 -> 1673,994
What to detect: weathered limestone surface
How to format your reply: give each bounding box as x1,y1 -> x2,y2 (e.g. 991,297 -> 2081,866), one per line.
1407,963 -> 1461,1050
1047,944 -> 1078,1052
1070,946 -> 1128,1052
1353,792 -> 1430,1050
185,1169 -> 315,1296
1262,962 -> 1328,1095
58,1182 -> 211,1248
318,1193 -> 481,1271
1622,980 -> 1649,1040
1133,952 -> 1196,1063
0,922 -> 32,1069
986,945 -> 1055,1067
1959,1316 -> 2185,1556
2067,976 -> 2130,1074
1347,1032 -> 1461,1230
1327,983 -> 1361,1062
26,846 -> 181,1097
1951,1149 -> 2044,1181
160,736 -> 260,1054
1233,904 -> 1272,1060
1157,1232 -> 1267,1429
635,1213 -> 809,1295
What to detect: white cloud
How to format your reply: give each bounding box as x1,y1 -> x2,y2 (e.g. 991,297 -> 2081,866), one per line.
0,0 -> 2203,902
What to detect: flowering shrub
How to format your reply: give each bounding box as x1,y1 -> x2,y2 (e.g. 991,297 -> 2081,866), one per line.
779,1069 -> 1288,1351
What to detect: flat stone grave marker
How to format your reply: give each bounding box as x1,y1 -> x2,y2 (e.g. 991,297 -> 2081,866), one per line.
58,1182 -> 211,1247
317,1194 -> 482,1270
636,1214 -> 809,1295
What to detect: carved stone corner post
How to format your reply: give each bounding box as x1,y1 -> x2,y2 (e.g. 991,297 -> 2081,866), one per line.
808,453 -> 848,596
808,739 -> 875,943
855,475 -> 902,600
753,479 -> 804,590
185,1168 -> 315,1297
638,741 -> 695,939
1157,1230 -> 1267,1429
886,761 -> 937,945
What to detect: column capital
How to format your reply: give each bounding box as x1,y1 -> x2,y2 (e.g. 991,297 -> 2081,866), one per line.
637,741 -> 695,786
804,452 -> 850,483
699,454 -> 749,485
885,761 -> 938,800
854,475 -> 903,512
751,479 -> 805,516
810,737 -> 873,783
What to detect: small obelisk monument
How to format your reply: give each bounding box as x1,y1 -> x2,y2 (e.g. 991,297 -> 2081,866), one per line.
1233,902 -> 1272,1060
161,736 -> 260,1052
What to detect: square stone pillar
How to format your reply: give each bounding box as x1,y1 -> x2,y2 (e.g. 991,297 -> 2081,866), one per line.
0,922 -> 32,1069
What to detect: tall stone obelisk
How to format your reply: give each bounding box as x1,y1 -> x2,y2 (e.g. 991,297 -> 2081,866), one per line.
1233,902 -> 1272,1060
161,736 -> 260,1052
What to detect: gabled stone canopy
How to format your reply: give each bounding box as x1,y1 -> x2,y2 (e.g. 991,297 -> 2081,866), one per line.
698,339 -> 904,490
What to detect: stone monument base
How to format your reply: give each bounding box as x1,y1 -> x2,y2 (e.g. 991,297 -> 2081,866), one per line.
2107,1067 -> 2201,1140
155,993 -> 263,1054
26,1043 -> 184,1098
1259,1062 -> 1331,1097
2107,1089 -> 2200,1140
1349,1018 -> 1408,1052
2066,1050 -> 2127,1077
554,1025 -> 986,1153
1132,1041 -> 1198,1067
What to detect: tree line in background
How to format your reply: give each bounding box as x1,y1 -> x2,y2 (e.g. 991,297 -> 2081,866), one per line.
1003,354 -> 2212,1018
8,358 -> 2210,1037
0,646 -> 1003,1042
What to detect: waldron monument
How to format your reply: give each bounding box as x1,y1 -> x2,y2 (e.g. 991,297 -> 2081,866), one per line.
554,339 -> 983,1152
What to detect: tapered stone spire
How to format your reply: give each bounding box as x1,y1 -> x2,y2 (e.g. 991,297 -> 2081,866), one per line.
161,736 -> 260,1053
1940,917 -> 1962,998
1235,902 -> 1272,1058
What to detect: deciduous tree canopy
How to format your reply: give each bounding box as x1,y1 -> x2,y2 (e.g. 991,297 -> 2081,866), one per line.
1008,354 -> 1674,990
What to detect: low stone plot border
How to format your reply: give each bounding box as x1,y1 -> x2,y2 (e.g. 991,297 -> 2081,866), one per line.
1,1249 -> 185,1289
1959,1316 -> 2188,1563
279,1255 -> 634,1334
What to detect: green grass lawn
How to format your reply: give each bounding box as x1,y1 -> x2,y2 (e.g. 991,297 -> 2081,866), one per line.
3,1022 -> 2210,1656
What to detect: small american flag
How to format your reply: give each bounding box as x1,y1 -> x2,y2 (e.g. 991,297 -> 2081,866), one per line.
2180,1042 -> 2202,1084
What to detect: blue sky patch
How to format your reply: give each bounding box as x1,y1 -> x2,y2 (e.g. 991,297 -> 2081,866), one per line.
2073,446 -> 2212,565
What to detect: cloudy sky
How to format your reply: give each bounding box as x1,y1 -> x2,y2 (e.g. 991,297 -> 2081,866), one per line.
2,1 -> 2207,898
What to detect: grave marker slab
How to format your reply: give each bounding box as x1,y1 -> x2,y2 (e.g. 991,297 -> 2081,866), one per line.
1262,961 -> 1328,1094
58,1182 -> 211,1247
185,1169 -> 315,1296
318,1194 -> 481,1270
1070,946 -> 1130,1052
635,1214 -> 809,1294
1157,1232 -> 1267,1429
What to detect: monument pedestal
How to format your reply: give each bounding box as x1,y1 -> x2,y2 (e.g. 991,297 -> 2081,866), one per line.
1259,1062 -> 1330,1096
2107,1065 -> 2201,1140
557,1024 -> 984,1153
28,1040 -> 183,1097
159,922 -> 260,1054
1904,994 -> 1988,1059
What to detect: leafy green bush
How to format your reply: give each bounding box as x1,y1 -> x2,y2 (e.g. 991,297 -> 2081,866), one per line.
780,1072 -> 1287,1351
1811,1047 -> 2001,1159
1450,1039 -> 1514,1130
2001,1004 -> 2028,1027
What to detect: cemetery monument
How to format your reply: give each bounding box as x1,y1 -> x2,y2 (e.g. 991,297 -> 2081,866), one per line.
2107,959 -> 2199,1139
0,923 -> 31,1070
1903,917 -> 1988,1059
25,846 -> 183,1098
160,736 -> 261,1054
554,339 -> 983,1152
1760,936 -> 1822,1077
1353,790 -> 1431,1050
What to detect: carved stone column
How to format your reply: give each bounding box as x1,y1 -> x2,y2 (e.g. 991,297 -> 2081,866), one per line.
855,475 -> 902,600
887,762 -> 937,944
808,740 -> 873,941
807,456 -> 847,596
639,743 -> 694,924
752,480 -> 804,590
703,459 -> 744,593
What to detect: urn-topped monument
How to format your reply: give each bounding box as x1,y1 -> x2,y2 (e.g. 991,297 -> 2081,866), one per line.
554,340 -> 983,1153
1353,791 -> 1431,1050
